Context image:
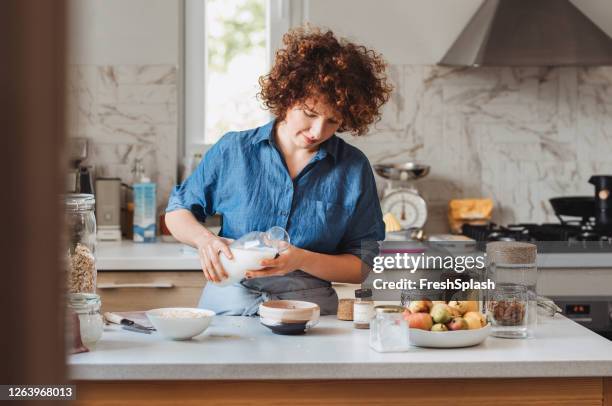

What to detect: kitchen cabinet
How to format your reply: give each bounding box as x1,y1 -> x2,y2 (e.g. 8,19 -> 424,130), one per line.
69,315 -> 612,405
97,271 -> 204,312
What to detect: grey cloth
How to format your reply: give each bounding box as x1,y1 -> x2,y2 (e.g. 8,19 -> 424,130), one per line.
197,271 -> 339,316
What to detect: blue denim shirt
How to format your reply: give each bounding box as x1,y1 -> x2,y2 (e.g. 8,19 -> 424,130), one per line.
166,120 -> 384,315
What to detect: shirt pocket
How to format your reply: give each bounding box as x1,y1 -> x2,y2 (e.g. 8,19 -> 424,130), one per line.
300,199 -> 351,250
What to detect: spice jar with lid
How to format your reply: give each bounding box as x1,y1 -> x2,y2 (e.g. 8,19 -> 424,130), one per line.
64,194 -> 97,293
369,305 -> 410,352
353,289 -> 374,329
486,242 -> 537,338
67,293 -> 104,349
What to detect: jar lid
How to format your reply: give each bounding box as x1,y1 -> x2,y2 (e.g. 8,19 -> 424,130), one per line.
374,305 -> 405,314
486,241 -> 536,265
354,288 -> 372,298
67,292 -> 100,310
64,194 -> 95,212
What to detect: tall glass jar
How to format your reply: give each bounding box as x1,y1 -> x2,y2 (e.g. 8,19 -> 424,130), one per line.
67,293 -> 104,348
65,194 -> 97,293
486,242 -> 537,338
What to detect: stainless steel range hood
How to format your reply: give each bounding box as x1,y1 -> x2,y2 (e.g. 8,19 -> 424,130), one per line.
439,0 -> 612,66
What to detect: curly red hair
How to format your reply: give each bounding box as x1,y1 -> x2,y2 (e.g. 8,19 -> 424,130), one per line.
258,26 -> 392,136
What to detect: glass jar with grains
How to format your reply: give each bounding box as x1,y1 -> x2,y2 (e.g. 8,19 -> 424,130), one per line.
64,194 -> 97,293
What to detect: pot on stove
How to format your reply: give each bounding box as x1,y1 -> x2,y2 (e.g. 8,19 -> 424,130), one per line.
589,175 -> 612,232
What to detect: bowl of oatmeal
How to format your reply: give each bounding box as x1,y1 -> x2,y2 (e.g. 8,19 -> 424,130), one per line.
146,307 -> 215,340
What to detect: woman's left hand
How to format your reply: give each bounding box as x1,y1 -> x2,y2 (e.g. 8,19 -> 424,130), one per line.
245,245 -> 308,278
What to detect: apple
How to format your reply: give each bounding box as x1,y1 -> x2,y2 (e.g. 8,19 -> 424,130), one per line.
446,317 -> 469,331
405,312 -> 434,331
408,299 -> 433,313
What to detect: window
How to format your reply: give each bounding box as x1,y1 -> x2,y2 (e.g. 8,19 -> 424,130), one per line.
182,0 -> 305,154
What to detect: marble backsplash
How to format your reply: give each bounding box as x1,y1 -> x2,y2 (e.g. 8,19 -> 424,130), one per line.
348,66 -> 612,233
68,64 -> 612,233
67,64 -> 178,207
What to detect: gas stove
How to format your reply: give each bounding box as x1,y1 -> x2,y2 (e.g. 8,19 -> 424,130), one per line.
462,222 -> 612,253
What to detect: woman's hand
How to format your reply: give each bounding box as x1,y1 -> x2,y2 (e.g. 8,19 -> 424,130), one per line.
245,245 -> 308,279
194,235 -> 234,283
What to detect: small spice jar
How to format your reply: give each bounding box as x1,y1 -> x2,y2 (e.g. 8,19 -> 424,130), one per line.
67,293 -> 104,349
353,289 -> 374,329
369,305 -> 410,352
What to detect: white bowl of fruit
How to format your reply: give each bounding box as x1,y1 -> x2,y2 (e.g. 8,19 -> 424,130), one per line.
404,300 -> 490,348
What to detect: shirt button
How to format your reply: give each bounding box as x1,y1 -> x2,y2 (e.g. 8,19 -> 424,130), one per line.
280,210 -> 288,216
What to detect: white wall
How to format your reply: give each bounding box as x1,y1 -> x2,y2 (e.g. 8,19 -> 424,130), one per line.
68,0 -> 180,65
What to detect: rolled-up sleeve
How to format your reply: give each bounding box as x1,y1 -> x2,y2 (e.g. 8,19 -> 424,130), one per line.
337,162 -> 385,267
166,143 -> 223,223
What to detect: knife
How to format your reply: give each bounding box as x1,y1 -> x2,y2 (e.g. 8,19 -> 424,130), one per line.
104,312 -> 156,331
122,324 -> 152,334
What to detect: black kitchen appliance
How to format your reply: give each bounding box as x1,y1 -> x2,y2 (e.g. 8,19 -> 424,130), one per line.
589,175 -> 612,233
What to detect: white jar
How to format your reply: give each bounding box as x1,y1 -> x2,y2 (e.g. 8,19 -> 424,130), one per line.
67,293 -> 104,349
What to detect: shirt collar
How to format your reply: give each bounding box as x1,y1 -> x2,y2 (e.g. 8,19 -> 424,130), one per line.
252,119 -> 339,163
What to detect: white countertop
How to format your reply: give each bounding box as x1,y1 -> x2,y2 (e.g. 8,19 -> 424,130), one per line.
69,315 -> 612,380
96,240 -> 612,271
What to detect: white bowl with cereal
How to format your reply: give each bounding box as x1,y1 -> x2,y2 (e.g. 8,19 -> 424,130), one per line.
146,307 -> 215,340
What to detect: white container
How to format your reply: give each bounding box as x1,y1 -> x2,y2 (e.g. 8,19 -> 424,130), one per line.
146,307 -> 215,340
216,247 -> 277,287
133,181 -> 156,242
214,226 -> 290,287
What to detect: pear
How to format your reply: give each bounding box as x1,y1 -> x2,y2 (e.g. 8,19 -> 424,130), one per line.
430,303 -> 453,324
463,311 -> 487,330
448,300 -> 469,315
431,323 -> 448,332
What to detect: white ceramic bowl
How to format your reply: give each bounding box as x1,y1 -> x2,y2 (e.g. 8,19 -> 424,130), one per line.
146,307 -> 215,340
409,324 -> 491,348
215,247 -> 277,287
259,300 -> 320,335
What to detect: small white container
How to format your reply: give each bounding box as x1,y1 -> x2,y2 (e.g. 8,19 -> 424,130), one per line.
369,305 -> 410,353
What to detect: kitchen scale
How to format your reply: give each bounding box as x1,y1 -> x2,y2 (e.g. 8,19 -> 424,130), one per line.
374,162 -> 430,231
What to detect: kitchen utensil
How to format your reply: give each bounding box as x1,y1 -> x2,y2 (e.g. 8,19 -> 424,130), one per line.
589,175 -> 612,232
258,300 -> 320,335
145,308 -> 215,340
408,324 -> 491,348
122,325 -> 153,334
95,178 -> 122,241
215,226 -> 290,287
104,312 -> 156,331
374,162 -> 430,231
549,196 -> 595,223
76,166 -> 95,194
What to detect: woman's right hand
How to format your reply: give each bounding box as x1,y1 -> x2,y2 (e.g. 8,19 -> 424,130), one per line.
194,235 -> 234,283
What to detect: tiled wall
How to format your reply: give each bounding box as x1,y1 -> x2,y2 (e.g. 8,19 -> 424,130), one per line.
67,64 -> 178,207
347,66 -> 612,232
68,64 -> 612,232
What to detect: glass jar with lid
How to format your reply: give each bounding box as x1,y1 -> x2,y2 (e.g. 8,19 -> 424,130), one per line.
64,194 -> 97,293
369,305 -> 410,352
67,293 -> 104,348
486,242 -> 537,338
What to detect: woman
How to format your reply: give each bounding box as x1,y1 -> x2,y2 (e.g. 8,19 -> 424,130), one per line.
165,27 -> 392,316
